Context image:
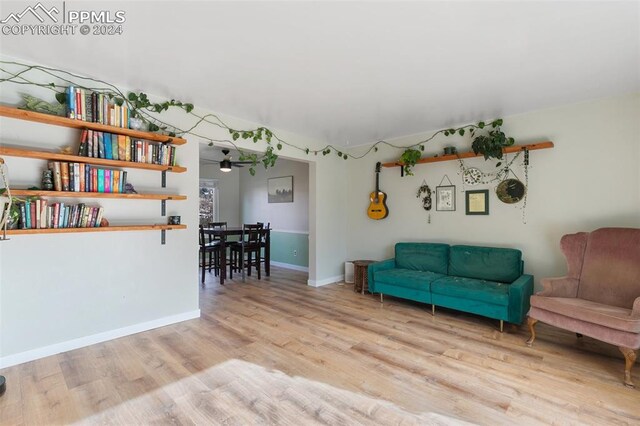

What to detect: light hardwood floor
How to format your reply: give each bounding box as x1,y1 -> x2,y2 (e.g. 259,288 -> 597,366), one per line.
1,267 -> 639,425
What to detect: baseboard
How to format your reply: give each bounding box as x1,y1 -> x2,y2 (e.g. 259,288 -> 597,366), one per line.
271,261 -> 309,272
307,274 -> 344,287
0,309 -> 201,369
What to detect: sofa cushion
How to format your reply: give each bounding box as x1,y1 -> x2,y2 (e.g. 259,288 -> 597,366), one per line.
395,243 -> 449,274
431,276 -> 510,306
530,296 -> 640,333
375,268 -> 445,291
449,245 -> 522,283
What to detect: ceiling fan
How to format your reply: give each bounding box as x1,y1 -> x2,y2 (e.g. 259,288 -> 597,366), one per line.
204,149 -> 253,172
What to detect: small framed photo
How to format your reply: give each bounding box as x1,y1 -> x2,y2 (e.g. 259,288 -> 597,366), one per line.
465,189 -> 489,215
268,176 -> 294,203
436,185 -> 456,211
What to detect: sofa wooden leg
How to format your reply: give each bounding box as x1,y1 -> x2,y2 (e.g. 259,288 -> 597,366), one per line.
500,320 -> 504,333
380,293 -> 383,304
526,317 -> 538,347
619,347 -> 637,388
432,304 -> 435,316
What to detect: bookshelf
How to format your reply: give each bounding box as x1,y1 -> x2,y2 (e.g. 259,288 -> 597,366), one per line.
0,105 -> 188,243
382,141 -> 554,175
0,105 -> 187,145
6,224 -> 186,235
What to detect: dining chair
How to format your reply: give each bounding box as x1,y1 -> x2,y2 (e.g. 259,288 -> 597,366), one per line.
231,223 -> 263,280
199,225 -> 219,284
256,222 -> 270,272
207,222 -> 227,277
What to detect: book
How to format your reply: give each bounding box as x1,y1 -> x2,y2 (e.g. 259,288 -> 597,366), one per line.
104,169 -> 111,193
85,91 -> 93,123
67,85 -> 76,119
91,168 -> 98,193
111,133 -> 119,160
121,171 -> 127,192
61,162 -> 70,191
52,203 -> 59,228
113,170 -> 120,193
93,130 -> 99,158
75,88 -> 82,121
117,135 -> 125,160
104,133 -> 112,159
97,169 -> 105,193
95,207 -> 104,227
40,200 -> 48,228
19,203 -> 26,229
125,136 -> 131,161
98,132 -> 105,159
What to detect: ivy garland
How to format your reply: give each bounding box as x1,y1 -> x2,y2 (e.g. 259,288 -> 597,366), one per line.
0,61 -> 511,176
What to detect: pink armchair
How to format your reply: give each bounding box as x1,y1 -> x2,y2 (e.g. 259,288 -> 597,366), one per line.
526,228 -> 640,387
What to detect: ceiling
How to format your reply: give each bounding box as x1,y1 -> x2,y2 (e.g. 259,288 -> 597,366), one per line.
1,1 -> 638,146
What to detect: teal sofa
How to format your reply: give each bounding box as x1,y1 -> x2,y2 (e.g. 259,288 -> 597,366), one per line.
368,243 -> 534,329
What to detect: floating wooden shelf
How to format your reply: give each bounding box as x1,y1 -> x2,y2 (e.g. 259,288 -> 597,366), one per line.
0,105 -> 187,145
5,224 -> 186,235
9,189 -> 187,201
382,141 -> 554,168
0,146 -> 186,173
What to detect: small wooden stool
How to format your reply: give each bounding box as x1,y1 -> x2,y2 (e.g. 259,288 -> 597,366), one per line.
353,260 -> 375,294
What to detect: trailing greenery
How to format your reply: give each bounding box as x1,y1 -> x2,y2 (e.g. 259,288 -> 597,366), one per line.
399,148 -> 423,176
0,61 -> 513,176
397,118 -> 514,176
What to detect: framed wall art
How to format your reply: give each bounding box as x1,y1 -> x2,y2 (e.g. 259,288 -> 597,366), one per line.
465,189 -> 489,215
436,185 -> 456,211
268,176 -> 294,203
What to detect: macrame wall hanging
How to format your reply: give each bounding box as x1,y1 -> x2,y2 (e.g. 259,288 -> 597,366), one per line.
0,157 -> 11,240
416,180 -> 432,223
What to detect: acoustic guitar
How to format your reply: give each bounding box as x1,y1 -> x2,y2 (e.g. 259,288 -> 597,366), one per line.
367,162 -> 389,220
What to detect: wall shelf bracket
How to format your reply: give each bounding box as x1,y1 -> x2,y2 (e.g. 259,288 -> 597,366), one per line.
161,200 -> 166,216
161,229 -> 166,245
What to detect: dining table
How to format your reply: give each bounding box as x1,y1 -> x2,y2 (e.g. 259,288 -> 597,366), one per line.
202,226 -> 271,285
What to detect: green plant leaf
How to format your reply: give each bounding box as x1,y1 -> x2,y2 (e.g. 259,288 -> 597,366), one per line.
459,129 -> 465,136
55,92 -> 66,105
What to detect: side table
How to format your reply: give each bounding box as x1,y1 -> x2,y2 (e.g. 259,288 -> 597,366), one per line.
353,260 -> 376,294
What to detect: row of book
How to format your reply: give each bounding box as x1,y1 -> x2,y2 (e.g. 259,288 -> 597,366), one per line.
49,162 -> 128,193
66,86 -> 130,128
78,130 -> 177,166
17,200 -> 104,229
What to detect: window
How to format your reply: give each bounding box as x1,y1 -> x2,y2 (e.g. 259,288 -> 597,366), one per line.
199,179 -> 219,225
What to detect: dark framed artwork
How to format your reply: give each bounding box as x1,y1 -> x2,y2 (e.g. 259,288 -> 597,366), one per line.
268,176 -> 294,203
465,189 -> 489,215
435,185 -> 456,211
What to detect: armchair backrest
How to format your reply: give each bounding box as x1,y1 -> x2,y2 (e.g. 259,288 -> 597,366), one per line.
574,228 -> 640,309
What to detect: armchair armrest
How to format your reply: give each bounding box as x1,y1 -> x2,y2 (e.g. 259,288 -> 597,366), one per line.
538,277 -> 579,298
367,258 -> 395,293
631,297 -> 640,319
508,274 -> 534,324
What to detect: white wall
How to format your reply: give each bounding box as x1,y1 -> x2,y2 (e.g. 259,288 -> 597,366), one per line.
346,94 -> 640,288
199,160 -> 241,227
0,76 -> 200,365
0,57 -> 349,365
239,158 -> 309,232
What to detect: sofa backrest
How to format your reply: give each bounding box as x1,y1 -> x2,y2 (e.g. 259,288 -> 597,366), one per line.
577,228 -> 640,309
449,245 -> 523,283
395,243 -> 449,274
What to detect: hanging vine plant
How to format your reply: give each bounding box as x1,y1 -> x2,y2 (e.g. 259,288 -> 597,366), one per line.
0,61 -> 514,177
395,118 -> 515,177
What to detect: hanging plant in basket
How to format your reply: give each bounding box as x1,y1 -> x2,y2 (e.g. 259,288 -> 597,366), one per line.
467,119 -> 515,162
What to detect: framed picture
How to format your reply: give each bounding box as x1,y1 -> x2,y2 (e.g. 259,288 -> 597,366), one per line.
435,185 -> 456,211
465,189 -> 489,215
268,176 -> 294,203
